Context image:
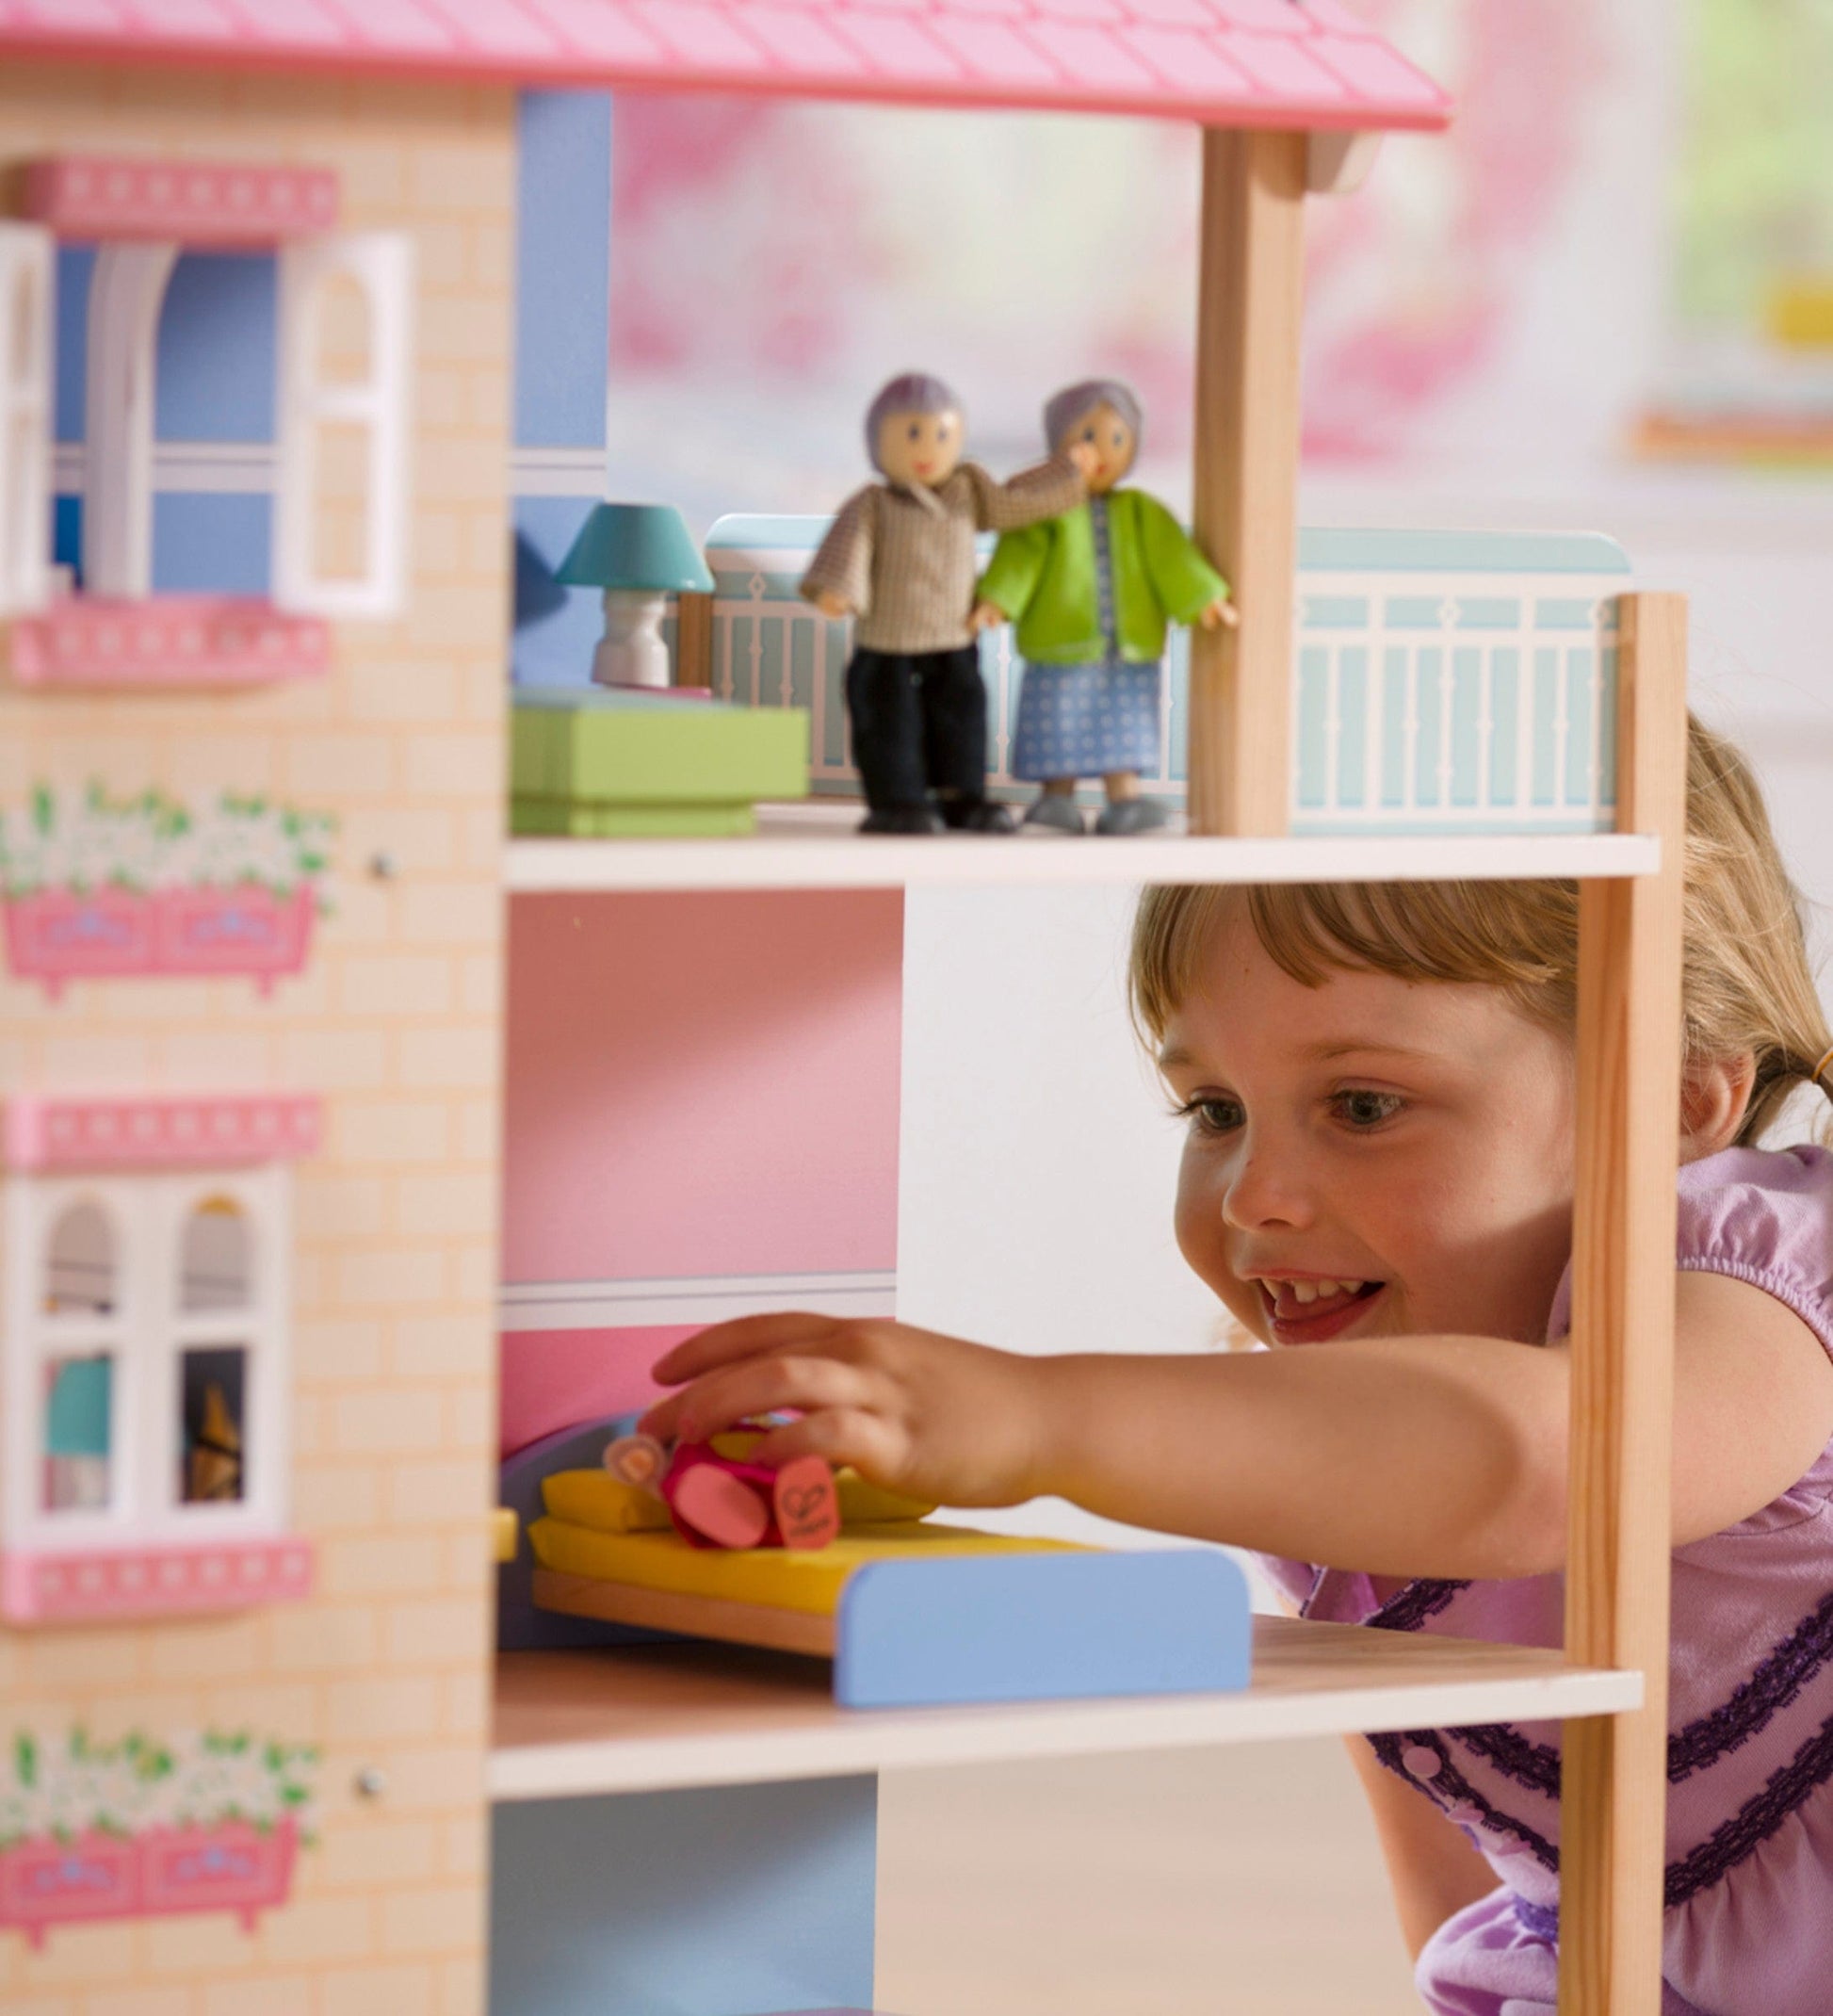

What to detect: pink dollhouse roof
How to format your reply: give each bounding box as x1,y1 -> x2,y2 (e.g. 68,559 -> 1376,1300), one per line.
0,1 -> 1450,134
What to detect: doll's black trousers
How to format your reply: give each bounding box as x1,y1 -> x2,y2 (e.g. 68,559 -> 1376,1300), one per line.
844,643 -> 989,813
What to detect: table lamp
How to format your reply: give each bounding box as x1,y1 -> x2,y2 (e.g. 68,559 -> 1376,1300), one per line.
555,502 -> 715,690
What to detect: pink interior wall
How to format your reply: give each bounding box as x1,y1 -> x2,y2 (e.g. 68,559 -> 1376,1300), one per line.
498,1324 -> 697,1456
500,890 -> 903,1454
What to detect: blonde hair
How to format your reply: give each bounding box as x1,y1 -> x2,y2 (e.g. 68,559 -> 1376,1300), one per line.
1130,716 -> 1830,1149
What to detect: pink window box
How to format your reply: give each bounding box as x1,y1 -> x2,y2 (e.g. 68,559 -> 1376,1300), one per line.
154,885 -> 315,981
139,1819 -> 299,1929
3,886 -> 315,998
8,597 -> 330,691
0,886 -> 154,983
0,1819 -> 298,1949
0,1830 -> 139,1945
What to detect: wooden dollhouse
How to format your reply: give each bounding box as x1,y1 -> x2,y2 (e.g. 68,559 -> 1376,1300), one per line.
0,7 -> 1680,2015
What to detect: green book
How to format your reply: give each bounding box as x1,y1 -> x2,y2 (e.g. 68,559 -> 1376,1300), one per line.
511,685 -> 810,838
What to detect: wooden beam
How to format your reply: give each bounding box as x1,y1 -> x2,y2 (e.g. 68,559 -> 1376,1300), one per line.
1560,593 -> 1690,2016
534,1568 -> 835,1658
1189,126 -> 1306,837
674,588 -> 714,688
1306,130 -> 1383,196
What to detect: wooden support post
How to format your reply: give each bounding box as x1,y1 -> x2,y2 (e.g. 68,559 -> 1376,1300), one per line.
1188,126 -> 1306,837
674,589 -> 714,689
1560,593 -> 1690,2014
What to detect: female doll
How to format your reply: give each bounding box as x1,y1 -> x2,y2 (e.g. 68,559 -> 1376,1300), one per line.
974,380 -> 1236,834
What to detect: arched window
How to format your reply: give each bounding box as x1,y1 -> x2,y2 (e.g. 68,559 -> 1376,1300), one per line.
46,1195 -> 116,1315
177,1196 -> 252,1505
40,1196 -> 120,1513
3,1095 -> 316,1620
179,1194 -> 251,1313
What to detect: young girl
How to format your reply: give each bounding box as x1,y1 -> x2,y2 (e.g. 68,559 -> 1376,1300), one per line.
641,716 -> 1833,2016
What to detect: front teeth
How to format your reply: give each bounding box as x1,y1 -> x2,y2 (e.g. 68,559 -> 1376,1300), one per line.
1289,1278 -> 1364,1305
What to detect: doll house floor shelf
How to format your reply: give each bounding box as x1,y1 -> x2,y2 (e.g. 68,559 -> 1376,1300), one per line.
505,805 -> 1661,895
491,1622 -> 1642,1801
529,1539 -> 1252,1710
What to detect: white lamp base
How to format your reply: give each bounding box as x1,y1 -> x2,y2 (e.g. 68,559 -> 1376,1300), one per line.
590,588 -> 672,689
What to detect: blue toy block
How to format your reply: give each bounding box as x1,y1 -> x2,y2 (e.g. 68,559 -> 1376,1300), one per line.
834,1548 -> 1251,1709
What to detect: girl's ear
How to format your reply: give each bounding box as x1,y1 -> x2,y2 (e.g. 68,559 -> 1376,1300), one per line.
1680,1051 -> 1757,1162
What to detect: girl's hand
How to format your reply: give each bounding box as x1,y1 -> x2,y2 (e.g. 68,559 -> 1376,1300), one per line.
1198,596 -> 1239,630
968,597 -> 1007,633
641,1313 -> 1050,1509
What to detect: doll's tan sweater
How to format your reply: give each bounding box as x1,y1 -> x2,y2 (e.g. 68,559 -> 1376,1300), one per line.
800,455 -> 1082,655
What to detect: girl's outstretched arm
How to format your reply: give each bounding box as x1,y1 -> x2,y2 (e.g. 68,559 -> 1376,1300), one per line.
642,1270 -> 1833,1582
645,1312 -> 1566,1578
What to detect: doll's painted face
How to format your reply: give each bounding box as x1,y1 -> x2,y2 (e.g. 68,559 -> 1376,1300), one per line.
876,408 -> 965,490
1160,892 -> 1576,1354
1063,401 -> 1136,495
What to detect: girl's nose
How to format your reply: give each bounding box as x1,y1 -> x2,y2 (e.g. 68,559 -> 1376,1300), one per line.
1220,1141 -> 1313,1232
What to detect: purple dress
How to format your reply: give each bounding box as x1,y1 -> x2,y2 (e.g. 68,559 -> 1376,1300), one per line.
1258,1145 -> 1833,2016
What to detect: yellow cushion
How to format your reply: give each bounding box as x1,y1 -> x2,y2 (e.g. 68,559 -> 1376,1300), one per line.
540,1464 -> 937,1536
527,1517 -> 1081,1618
542,1469 -> 671,1533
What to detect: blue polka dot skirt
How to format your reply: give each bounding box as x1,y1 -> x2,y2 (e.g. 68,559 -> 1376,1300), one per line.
1010,658 -> 1164,782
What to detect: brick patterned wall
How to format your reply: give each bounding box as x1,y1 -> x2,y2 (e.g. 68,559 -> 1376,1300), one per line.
0,63 -> 513,2016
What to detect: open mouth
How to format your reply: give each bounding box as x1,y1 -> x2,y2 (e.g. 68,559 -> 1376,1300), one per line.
1257,1276 -> 1385,1342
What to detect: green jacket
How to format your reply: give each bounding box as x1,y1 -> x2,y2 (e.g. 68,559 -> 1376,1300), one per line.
976,489 -> 1229,664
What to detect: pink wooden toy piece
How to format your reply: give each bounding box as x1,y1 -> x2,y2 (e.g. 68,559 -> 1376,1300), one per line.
606,1430 -> 840,1553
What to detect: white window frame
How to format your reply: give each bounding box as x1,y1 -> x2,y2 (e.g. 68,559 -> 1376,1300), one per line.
274,232 -> 414,619
0,219 -> 55,619
51,224 -> 412,619
2,1166 -> 293,1559
82,240 -> 179,600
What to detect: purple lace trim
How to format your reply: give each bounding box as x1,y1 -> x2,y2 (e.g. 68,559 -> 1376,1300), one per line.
1443,1585 -> 1833,1802
1511,1894 -> 1560,1942
1368,1577 -> 1468,1634
1667,1586 -> 1833,1783
1450,1721 -> 1561,1798
1369,1729 -> 1560,1875
1664,1707 -> 1833,1909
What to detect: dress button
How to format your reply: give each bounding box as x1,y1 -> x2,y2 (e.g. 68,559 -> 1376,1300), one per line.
1402,1745 -> 1442,1780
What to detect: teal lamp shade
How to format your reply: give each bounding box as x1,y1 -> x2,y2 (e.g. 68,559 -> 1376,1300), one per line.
556,503 -> 713,593
556,504 -> 713,688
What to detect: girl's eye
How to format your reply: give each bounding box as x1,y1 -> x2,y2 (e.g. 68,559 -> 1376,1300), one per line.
908,423 -> 920,439
1178,1097 -> 1242,1135
1333,1089 -> 1403,1130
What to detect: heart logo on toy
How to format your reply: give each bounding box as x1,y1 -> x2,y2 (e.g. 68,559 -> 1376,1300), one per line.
771,1457 -> 840,1551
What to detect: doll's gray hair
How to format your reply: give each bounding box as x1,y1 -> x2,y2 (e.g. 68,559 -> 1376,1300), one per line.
1045,378 -> 1144,456
865,373 -> 964,470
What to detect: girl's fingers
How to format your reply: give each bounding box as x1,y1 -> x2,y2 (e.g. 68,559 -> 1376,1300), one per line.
745,1409 -> 900,1479
640,1352 -> 877,1445
653,1311 -> 847,1384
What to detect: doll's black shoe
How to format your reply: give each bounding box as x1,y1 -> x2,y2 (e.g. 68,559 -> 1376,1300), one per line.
1021,795 -> 1086,835
938,796 -> 1016,835
860,805 -> 944,835
1095,796 -> 1170,836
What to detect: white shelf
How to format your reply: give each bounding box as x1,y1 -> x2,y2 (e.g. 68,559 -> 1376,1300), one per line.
490,1619 -> 1642,1801
506,806 -> 1660,895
